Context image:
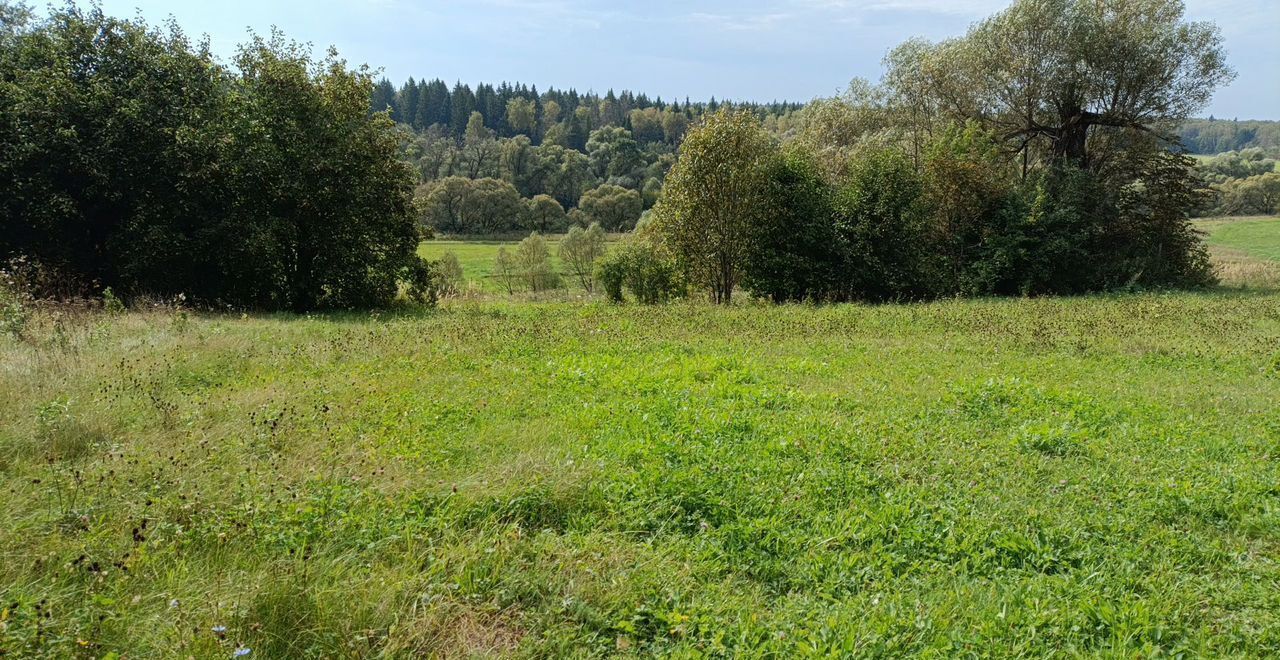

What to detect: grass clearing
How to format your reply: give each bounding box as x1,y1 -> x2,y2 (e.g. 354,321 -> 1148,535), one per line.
419,237 -> 623,295
2,286 -> 1280,656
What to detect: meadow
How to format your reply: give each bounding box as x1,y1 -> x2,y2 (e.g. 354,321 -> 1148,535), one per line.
2,220 -> 1280,657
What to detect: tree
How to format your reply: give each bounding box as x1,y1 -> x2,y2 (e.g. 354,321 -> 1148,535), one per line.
653,111 -> 773,304
558,222 -> 607,291
740,151 -> 841,302
831,150 -> 937,301
418,177 -> 472,232
586,126 -> 642,182
629,107 -> 665,144
524,195 -> 566,232
459,111 -> 499,178
516,232 -> 560,292
493,246 -> 519,294
0,9 -> 429,309
540,145 -> 596,208
888,0 -> 1234,169
499,135 -> 539,196
506,97 -> 536,136
662,110 -> 689,144
462,178 -> 523,233
579,184 -> 642,231
449,81 -> 475,137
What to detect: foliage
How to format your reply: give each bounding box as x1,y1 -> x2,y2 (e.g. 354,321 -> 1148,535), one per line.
1180,119 -> 1280,155
883,0 -> 1234,169
593,237 -> 683,304
493,246 -> 519,295
653,110 -> 773,303
516,232 -> 561,292
740,151 -> 840,302
433,252 -> 465,297
0,7 -> 426,310
558,223 -> 607,292
524,194 -> 567,233
578,184 -> 643,231
831,150 -> 938,300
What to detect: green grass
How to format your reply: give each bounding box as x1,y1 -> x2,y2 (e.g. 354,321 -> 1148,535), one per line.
419,237 -> 621,294
1200,216 -> 1280,263
1195,216 -> 1280,289
3,287 -> 1280,657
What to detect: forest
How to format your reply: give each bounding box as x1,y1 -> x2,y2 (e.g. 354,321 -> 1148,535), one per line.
375,77 -> 800,235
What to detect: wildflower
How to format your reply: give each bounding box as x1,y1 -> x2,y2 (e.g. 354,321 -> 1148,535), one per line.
212,625 -> 227,638
169,598 -> 180,609
233,647 -> 252,657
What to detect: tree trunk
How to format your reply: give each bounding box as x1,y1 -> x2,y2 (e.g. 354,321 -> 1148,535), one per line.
1052,109 -> 1092,168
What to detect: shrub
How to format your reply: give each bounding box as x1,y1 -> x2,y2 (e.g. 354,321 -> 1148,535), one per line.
433,252 -> 465,297
559,223 -> 608,291
494,247 -> 519,294
594,238 -> 683,304
516,233 -> 561,292
831,150 -> 937,301
741,151 -> 841,302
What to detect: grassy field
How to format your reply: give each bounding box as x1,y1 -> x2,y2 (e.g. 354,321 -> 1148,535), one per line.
3,228 -> 1280,657
419,238 -> 622,295
1197,215 -> 1280,289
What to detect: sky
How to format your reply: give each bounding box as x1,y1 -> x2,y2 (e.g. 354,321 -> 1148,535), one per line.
93,0 -> 1280,119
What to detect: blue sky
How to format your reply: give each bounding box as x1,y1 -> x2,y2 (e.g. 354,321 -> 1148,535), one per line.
95,0 -> 1278,119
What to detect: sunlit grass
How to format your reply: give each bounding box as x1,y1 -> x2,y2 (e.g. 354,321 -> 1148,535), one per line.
2,287 -> 1279,656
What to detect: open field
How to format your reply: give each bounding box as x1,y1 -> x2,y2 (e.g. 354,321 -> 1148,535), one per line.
419,238 -> 623,295
3,283 -> 1280,656
1197,215 -> 1280,289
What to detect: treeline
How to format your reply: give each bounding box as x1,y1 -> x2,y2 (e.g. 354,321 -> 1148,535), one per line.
372,76 -> 801,146
374,77 -> 802,235
1179,118 -> 1280,155
0,5 -> 427,310
1195,149 -> 1279,216
610,0 -> 1227,304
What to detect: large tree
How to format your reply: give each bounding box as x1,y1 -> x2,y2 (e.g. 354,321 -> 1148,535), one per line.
887,0 -> 1234,171
653,110 -> 772,304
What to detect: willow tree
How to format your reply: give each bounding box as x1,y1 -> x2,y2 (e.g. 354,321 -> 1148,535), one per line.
652,110 -> 772,304
887,0 -> 1234,172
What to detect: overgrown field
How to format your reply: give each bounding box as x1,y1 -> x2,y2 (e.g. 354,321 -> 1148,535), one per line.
3,285 -> 1280,657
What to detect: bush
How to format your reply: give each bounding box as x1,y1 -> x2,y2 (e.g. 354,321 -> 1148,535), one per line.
0,8 -> 426,310
558,223 -> 608,291
594,239 -> 682,304
433,252 -> 465,297
516,233 -> 561,292
494,247 -> 520,294
742,151 -> 841,302
831,150 -> 937,301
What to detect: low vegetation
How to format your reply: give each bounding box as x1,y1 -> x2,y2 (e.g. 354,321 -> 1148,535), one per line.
3,282 -> 1279,656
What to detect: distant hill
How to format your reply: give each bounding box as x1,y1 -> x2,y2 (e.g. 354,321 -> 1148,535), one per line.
1179,118 -> 1280,154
